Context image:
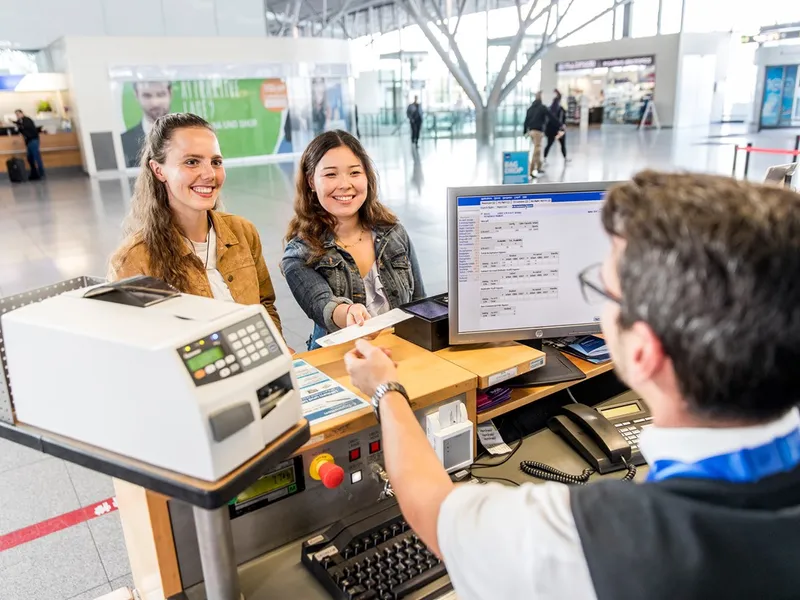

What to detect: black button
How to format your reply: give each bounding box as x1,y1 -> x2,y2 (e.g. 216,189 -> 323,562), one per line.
408,566 -> 419,578
341,576 -> 355,589
227,275 -> 233,282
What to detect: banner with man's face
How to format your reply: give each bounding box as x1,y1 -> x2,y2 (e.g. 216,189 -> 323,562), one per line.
119,78 -> 292,168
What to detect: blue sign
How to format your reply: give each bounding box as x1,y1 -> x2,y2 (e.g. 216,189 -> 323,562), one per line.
502,151 -> 529,184
761,66 -> 784,127
781,65 -> 797,125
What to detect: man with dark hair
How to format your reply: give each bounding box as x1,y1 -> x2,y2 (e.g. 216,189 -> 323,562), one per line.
523,91 -> 564,178
406,96 -> 423,147
12,109 -> 44,179
345,171 -> 800,599
121,81 -> 172,167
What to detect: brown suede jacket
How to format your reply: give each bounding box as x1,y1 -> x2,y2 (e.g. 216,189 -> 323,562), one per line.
112,210 -> 282,335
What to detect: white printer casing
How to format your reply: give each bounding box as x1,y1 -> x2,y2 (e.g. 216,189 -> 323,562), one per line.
1,283 -> 302,481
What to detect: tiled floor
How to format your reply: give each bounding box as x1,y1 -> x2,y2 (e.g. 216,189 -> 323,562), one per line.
0,123 -> 798,600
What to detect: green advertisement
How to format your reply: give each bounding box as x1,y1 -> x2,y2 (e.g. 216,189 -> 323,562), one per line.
120,78 -> 291,168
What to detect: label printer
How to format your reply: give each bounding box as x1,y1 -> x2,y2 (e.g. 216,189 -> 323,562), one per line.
1,277 -> 302,481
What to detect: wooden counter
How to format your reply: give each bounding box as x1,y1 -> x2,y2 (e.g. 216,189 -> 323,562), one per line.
295,333 -> 479,452
0,131 -> 81,171
477,354 -> 614,423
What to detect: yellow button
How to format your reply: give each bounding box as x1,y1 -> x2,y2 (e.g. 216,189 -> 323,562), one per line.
184,346 -> 191,352
199,340 -> 205,346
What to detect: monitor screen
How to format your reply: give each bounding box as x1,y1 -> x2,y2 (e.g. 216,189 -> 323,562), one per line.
448,182 -> 617,345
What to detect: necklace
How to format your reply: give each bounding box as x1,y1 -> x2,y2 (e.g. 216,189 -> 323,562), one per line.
337,227 -> 365,250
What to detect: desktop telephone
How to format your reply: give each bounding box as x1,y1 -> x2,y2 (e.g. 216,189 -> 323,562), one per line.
521,393 -> 650,484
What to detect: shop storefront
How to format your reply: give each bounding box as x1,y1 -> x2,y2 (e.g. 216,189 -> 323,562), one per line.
555,55 -> 655,125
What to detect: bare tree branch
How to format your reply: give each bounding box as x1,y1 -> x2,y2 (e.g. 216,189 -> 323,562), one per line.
499,0 -> 629,104
401,0 -> 483,107
485,0 -> 549,108
515,0 -> 523,26
425,0 -> 482,103
452,0 -> 469,37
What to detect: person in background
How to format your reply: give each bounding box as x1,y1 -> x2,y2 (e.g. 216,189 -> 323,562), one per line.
12,109 -> 44,180
407,96 -> 423,147
544,90 -> 569,166
282,130 -> 425,350
523,91 -> 563,178
109,112 -> 284,338
344,171 -> 800,599
122,81 -> 173,168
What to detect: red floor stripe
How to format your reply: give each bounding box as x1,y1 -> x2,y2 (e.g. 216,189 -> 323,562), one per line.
0,496 -> 118,552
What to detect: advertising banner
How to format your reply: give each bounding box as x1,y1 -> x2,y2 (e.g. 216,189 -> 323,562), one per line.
781,65 -> 797,125
761,66 -> 784,128
120,78 -> 291,167
502,151 -> 530,184
311,77 -> 350,136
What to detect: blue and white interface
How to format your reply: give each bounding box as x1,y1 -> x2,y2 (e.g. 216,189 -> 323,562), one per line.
456,190 -> 609,335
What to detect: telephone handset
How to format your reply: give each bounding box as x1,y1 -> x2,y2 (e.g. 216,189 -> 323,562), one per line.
520,395 -> 650,484
549,404 -> 633,474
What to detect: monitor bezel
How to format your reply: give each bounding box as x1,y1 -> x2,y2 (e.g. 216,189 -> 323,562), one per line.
447,180 -> 622,346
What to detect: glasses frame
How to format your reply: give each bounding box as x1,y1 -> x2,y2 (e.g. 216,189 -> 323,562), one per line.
578,263 -> 622,306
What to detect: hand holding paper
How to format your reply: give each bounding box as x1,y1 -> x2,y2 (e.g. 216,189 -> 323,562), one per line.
316,308 -> 413,347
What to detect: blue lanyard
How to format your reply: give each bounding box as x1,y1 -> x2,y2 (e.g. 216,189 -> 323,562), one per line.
647,427 -> 800,483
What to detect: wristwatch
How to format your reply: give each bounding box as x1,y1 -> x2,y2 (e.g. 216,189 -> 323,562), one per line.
371,382 -> 410,424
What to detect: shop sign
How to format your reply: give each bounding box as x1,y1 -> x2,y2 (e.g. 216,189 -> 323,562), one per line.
556,55 -> 655,72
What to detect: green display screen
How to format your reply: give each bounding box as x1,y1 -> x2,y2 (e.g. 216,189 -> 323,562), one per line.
187,346 -> 224,372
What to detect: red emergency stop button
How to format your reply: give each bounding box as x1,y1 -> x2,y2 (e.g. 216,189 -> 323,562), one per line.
309,453 -> 345,489
318,461 -> 345,489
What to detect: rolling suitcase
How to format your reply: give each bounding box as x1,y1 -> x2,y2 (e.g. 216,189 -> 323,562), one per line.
7,158 -> 28,183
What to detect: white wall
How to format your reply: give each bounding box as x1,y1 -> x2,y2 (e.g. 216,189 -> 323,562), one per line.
541,34 -> 681,127
354,71 -> 383,114
0,0 -> 266,49
678,32 -> 731,124
58,36 -> 353,175
751,44 -> 800,129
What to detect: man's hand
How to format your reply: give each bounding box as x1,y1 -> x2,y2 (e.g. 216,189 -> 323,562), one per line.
344,339 -> 398,398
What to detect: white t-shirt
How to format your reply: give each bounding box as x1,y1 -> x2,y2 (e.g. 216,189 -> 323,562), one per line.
188,225 -> 235,303
363,261 -> 391,318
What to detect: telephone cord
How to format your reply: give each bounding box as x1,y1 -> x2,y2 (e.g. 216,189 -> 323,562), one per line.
520,459 -> 637,485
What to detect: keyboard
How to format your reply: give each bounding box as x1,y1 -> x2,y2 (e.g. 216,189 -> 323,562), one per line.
301,501 -> 450,600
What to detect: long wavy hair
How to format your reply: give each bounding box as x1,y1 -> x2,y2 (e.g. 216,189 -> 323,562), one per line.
285,130 -> 397,264
109,113 -> 222,291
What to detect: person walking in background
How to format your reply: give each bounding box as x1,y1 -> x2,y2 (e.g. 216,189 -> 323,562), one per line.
407,96 -> 423,146
12,110 -> 44,180
544,90 -> 569,166
523,92 -> 564,178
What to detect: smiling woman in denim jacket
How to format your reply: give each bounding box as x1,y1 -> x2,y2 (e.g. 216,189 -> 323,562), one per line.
282,130 -> 425,349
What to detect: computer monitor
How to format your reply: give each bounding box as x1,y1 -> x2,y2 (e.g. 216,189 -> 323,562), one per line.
447,181 -> 619,346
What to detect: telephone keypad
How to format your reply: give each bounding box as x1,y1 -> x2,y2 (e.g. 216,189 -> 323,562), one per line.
614,416 -> 652,450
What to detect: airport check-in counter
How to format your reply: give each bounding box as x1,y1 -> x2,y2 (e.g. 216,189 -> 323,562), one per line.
111,332 -> 622,600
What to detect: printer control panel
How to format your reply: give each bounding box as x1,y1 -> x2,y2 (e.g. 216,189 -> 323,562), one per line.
178,315 -> 282,386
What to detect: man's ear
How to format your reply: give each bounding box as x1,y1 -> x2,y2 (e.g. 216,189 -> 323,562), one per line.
149,160 -> 165,182
624,321 -> 667,387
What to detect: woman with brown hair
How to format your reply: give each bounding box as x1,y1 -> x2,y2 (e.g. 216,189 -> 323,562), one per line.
109,112 -> 283,336
282,130 -> 425,349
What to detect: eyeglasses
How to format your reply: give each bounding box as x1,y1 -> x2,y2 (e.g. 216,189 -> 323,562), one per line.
578,263 -> 621,306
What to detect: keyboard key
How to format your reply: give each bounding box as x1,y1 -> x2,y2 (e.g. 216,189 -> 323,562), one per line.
391,563 -> 447,597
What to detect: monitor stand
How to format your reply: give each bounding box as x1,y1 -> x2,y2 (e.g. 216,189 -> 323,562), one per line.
506,340 -> 587,388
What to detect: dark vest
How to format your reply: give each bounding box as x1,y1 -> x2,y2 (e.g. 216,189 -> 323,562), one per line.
570,466 -> 800,600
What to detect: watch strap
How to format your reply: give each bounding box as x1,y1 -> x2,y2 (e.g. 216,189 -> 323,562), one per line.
371,382 -> 410,423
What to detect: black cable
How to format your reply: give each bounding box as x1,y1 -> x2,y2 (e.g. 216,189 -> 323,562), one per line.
520,460 -> 595,484
520,456 -> 637,485
473,475 -> 521,487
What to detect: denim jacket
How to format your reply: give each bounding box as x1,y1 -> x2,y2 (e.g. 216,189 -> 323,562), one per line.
281,223 -> 425,348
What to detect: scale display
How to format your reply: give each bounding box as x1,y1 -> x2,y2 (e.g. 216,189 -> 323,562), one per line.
229,456 -> 305,518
